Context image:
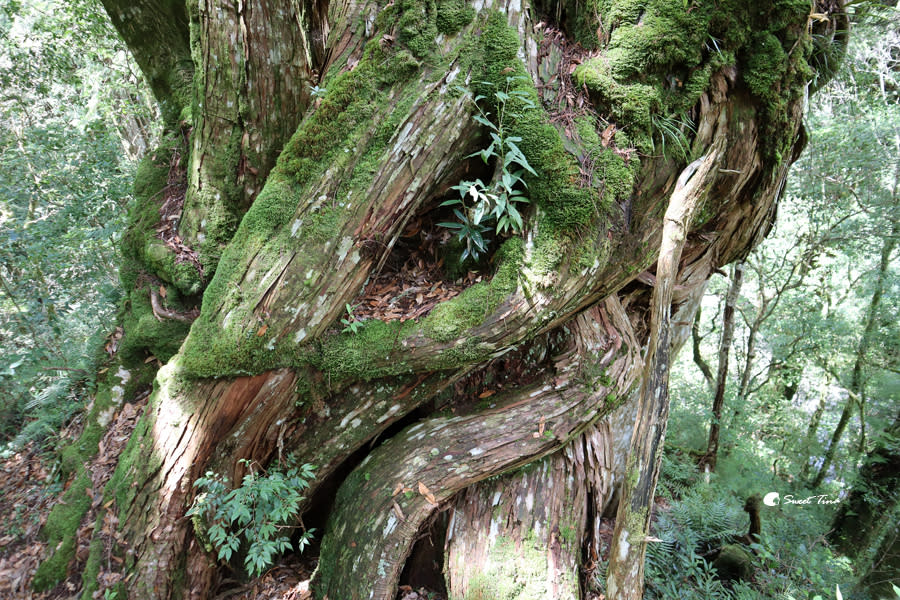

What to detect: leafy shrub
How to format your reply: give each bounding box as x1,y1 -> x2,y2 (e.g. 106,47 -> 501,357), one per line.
187,459 -> 316,576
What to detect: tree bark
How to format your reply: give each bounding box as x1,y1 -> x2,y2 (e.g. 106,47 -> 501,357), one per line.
606,131 -> 725,600
72,1 -> 844,599
441,299 -> 643,600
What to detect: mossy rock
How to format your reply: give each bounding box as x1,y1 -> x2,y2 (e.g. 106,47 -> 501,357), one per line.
713,544 -> 754,582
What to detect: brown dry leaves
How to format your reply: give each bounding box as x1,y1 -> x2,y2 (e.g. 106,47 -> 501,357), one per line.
353,216 -> 483,324
0,392 -> 148,600
154,143 -> 204,279
0,446 -> 55,600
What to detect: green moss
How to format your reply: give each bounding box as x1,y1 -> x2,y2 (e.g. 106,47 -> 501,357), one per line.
317,319 -> 418,381
121,136 -> 204,296
57,363 -> 147,479
436,0 -> 475,35
107,412 -> 153,513
567,0 -> 816,165
559,522 -> 578,546
79,512 -> 106,600
32,470 -> 92,592
117,286 -> 192,364
742,32 -> 788,102
624,504 -> 649,540
132,146 -> 171,202
459,532 -> 577,600
713,543 -> 755,582
397,0 -> 439,58
423,238 -> 523,342
299,205 -> 345,244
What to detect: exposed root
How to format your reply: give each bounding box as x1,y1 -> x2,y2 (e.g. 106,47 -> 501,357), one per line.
149,286 -> 200,323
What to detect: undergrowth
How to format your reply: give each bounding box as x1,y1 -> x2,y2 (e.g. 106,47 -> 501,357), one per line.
641,432 -> 857,600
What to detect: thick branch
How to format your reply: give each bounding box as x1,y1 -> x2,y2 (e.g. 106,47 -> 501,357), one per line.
100,0 -> 193,124
315,304 -> 642,600
607,127 -> 726,600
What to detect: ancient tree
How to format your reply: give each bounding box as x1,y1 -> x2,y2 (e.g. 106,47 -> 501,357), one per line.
37,0 -> 846,598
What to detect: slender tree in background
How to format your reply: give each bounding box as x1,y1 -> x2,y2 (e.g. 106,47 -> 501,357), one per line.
25,1 -> 848,598
699,261 -> 743,471
812,219 -> 898,488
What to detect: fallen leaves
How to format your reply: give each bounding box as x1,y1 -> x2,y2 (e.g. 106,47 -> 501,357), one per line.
352,217 -> 483,324
154,146 -> 205,279
417,481 -> 437,506
391,480 -> 438,508
0,446 -> 60,599
0,392 -> 150,600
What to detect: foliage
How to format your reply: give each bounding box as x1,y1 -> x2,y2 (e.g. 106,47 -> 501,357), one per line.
0,0 -> 158,446
649,442 -> 856,600
667,11 -> 898,596
439,77 -> 536,262
187,459 -> 316,577
340,303 -> 364,334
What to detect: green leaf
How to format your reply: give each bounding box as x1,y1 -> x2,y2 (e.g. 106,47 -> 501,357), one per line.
472,114 -> 492,128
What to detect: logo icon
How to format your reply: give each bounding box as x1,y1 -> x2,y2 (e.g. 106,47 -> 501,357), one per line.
763,492 -> 780,506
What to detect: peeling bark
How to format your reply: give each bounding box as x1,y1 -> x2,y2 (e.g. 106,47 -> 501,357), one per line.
607,130 -> 726,600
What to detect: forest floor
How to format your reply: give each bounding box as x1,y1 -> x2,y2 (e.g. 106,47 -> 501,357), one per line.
0,444 -> 59,599
0,411 -> 442,600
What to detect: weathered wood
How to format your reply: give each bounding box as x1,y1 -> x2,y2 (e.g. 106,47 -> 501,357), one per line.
315,307 -> 641,600
177,0 -> 324,274
441,296 -> 645,600
607,123 -> 727,599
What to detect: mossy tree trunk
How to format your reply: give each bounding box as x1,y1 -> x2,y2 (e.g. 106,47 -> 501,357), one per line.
75,1 -> 844,599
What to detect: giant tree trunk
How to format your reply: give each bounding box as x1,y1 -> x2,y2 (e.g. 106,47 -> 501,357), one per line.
63,1 -> 846,599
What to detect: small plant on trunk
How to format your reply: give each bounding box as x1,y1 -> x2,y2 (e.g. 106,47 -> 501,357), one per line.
440,77 -> 537,261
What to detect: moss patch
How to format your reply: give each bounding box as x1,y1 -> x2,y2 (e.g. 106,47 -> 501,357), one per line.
121,136 -> 204,296
117,286 -> 193,365
437,0 -> 475,35
79,511 -> 106,600
423,238 -> 524,342
571,0 -> 817,164
32,470 -> 92,591
459,533 -> 576,600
